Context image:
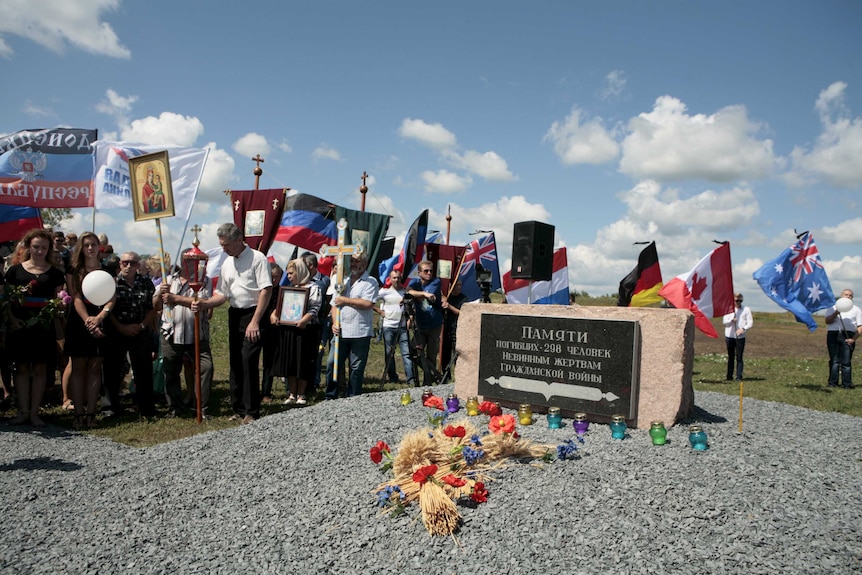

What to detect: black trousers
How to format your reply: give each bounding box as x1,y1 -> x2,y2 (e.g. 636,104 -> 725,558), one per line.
103,326 -> 155,417
228,307 -> 264,418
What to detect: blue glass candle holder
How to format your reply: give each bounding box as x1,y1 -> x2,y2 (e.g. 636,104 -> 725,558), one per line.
688,425 -> 708,450
610,414 -> 627,440
546,407 -> 562,429
573,413 -> 589,435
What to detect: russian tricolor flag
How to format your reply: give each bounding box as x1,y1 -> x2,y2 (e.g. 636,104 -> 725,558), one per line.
503,247 -> 569,305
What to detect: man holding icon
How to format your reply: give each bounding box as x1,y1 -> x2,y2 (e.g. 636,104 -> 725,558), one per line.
825,289 -> 862,389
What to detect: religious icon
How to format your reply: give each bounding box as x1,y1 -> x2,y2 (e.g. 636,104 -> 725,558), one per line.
276,286 -> 309,325
128,150 -> 176,221
244,210 -> 265,238
437,259 -> 452,280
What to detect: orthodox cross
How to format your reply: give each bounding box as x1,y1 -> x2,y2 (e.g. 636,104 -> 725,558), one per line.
319,218 -> 363,383
359,171 -> 368,212
252,154 -> 265,190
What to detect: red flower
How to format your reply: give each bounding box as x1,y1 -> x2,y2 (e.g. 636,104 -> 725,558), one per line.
27,279 -> 37,292
470,481 -> 489,503
479,401 -> 502,417
370,440 -> 390,464
412,464 -> 438,485
442,474 -> 467,488
488,413 -> 516,435
423,395 -> 445,410
443,425 -> 466,438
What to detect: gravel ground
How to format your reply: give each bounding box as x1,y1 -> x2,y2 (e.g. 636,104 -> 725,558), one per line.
1,386 -> 860,575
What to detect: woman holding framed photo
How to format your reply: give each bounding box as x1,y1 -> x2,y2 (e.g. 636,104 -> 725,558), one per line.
269,258 -> 321,406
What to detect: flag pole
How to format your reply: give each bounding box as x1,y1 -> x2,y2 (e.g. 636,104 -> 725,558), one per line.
445,204 -> 451,245
360,171 -> 368,212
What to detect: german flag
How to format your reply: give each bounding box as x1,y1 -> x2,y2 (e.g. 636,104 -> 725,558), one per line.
617,241 -> 664,307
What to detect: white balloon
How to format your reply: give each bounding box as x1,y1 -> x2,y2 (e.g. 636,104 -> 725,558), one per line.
835,297 -> 853,314
81,270 -> 116,306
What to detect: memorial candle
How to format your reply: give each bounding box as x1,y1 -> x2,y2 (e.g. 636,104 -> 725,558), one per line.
517,404 -> 533,425
573,413 -> 589,435
649,421 -> 667,445
546,407 -> 562,429
688,425 -> 708,450
465,396 -> 479,416
610,414 -> 627,439
400,391 -> 412,406
446,394 -> 460,413
421,389 -> 433,403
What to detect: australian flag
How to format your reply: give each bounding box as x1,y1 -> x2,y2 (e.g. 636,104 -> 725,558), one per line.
753,231 -> 835,332
459,232 -> 502,302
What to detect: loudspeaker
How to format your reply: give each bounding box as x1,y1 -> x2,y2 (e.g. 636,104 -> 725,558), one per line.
511,221 -> 555,281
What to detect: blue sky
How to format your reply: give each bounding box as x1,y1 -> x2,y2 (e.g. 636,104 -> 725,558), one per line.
1,0 -> 860,312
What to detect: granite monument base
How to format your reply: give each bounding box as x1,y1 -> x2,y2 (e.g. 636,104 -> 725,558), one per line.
453,304 -> 695,429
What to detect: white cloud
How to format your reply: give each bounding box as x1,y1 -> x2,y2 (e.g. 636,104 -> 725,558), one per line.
421,169 -> 471,194
120,112 -> 205,147
0,0 -> 130,58
276,139 -> 293,153
399,118 -> 457,150
196,143 -> 236,202
232,132 -> 270,158
443,149 -> 516,181
602,70 -> 627,100
312,145 -> 342,161
563,180 -> 761,297
23,101 -> 54,118
824,255 -> 862,285
787,82 -> 862,188
819,217 -> 862,243
544,106 -> 619,165
621,180 -> 759,235
620,96 -> 777,182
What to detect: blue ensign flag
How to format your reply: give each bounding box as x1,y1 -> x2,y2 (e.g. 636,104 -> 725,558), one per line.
752,231 -> 835,331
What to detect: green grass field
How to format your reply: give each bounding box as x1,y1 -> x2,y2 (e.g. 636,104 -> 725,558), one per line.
2,294 -> 859,446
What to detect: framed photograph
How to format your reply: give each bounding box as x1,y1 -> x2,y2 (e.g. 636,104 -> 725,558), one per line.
128,150 -> 175,222
276,286 -> 309,325
436,259 -> 452,280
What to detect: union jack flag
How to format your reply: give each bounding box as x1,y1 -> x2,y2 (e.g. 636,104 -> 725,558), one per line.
458,232 -> 502,301
789,232 -> 824,281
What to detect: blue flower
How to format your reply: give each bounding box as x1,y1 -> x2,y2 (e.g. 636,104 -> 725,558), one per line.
556,439 -> 579,461
470,434 -> 483,446
462,445 -> 485,465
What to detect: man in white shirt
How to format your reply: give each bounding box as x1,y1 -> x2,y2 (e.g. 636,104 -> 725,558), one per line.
326,253 -> 378,398
722,292 -> 753,381
824,288 -> 862,388
195,223 -> 272,423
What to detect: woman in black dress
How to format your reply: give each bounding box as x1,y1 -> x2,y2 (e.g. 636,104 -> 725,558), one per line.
269,258 -> 321,406
65,232 -> 114,428
5,228 -> 66,426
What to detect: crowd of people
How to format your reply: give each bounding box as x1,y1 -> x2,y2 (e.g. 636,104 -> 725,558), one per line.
12,221 -> 856,429
0,223 -> 468,428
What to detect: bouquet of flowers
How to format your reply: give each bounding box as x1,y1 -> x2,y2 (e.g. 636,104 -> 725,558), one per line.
3,283 -> 71,330
371,414 -> 577,536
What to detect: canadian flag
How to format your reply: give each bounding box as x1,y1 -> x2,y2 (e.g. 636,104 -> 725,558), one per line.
658,243 -> 734,337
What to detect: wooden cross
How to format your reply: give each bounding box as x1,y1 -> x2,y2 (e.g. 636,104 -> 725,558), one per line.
319,218 -> 363,383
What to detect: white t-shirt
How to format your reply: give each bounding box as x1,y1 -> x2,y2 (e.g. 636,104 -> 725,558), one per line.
377,286 -> 406,329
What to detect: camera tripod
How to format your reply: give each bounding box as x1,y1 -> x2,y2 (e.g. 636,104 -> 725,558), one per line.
378,297 -> 456,390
